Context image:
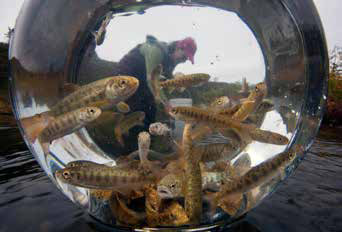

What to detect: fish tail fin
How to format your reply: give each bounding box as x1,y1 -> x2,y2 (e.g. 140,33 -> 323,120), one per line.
21,112 -> 52,143
114,126 -> 124,146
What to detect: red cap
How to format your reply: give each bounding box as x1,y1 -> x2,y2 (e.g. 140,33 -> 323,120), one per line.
176,37 -> 197,64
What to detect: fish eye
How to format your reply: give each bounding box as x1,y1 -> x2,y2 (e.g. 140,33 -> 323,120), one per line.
69,163 -> 76,167
170,184 -> 176,189
120,79 -> 126,86
63,170 -> 71,179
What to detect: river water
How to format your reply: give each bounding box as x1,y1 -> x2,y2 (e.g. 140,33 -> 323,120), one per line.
0,125 -> 341,232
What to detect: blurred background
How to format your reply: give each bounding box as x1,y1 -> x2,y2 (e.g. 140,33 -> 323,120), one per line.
0,1 -> 341,232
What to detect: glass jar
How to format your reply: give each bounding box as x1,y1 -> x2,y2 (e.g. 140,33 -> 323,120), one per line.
9,0 -> 328,230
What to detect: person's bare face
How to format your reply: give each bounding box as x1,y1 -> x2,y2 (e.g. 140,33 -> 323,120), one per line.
171,47 -> 187,65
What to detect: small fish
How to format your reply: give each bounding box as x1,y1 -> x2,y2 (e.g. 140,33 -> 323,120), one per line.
169,106 -> 289,145
149,122 -> 170,136
91,12 -> 113,46
114,111 -> 145,146
157,153 -> 251,200
210,96 -> 232,110
160,73 -> 210,93
38,107 -> 102,153
51,76 -> 139,116
55,164 -> 155,194
157,171 -> 227,200
138,131 -> 154,172
210,147 -> 300,209
182,123 -> 202,225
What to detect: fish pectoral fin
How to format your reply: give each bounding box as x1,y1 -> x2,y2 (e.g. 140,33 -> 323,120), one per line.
114,126 -> 124,146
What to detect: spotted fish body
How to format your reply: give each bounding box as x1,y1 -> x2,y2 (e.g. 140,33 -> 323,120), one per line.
55,165 -> 155,191
216,147 -> 298,201
160,73 -> 210,91
181,124 -> 202,225
169,106 -> 289,145
50,76 -> 139,116
38,107 -> 102,144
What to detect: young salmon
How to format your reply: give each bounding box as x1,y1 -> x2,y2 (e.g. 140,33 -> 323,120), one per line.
160,73 -> 210,93
157,153 -> 251,199
138,131 -> 155,173
169,106 -> 289,145
50,76 -> 139,116
38,107 -> 102,144
210,96 -> 232,110
114,111 -> 145,146
182,123 -> 202,225
212,146 -> 300,208
55,165 -> 155,193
